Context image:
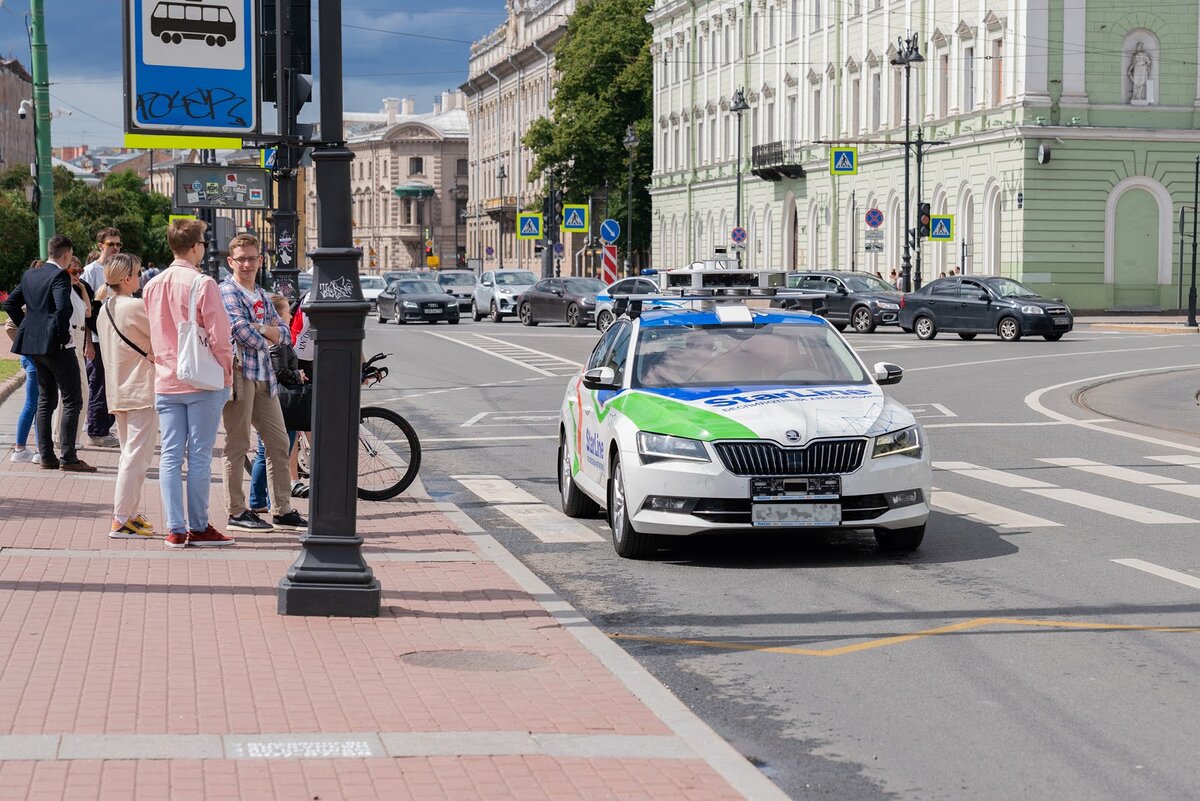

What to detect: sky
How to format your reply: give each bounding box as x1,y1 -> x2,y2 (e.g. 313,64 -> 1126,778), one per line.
1,0 -> 507,148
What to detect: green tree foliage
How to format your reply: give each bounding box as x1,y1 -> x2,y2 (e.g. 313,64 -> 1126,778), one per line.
0,191 -> 40,291
523,0 -> 653,255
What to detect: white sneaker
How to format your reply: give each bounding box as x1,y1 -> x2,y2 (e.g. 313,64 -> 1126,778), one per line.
10,448 -> 36,463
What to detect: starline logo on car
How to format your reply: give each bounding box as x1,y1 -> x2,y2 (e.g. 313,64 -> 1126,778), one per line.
702,388 -> 877,408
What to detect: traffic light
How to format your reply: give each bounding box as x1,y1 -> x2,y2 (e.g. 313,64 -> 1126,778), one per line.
424,244 -> 434,258
917,202 -> 931,239
263,0 -> 312,104
534,242 -> 544,255
542,190 -> 563,230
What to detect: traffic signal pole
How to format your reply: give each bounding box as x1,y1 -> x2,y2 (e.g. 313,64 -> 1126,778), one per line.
915,126 -> 925,289
270,0 -> 301,301
29,0 -> 55,257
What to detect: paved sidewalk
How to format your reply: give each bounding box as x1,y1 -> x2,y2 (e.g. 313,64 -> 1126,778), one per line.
0,392 -> 784,800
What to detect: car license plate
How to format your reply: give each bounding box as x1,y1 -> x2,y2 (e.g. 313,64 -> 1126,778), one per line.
1053,316 -> 1070,325
424,307 -> 440,314
751,475 -> 840,501
752,503 -> 841,527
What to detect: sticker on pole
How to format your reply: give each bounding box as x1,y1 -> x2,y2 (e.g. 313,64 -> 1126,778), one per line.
865,208 -> 884,228
830,147 -> 858,175
731,226 -> 747,244
124,0 -> 260,136
516,212 -> 543,240
600,218 -> 621,243
929,214 -> 954,241
561,205 -> 588,233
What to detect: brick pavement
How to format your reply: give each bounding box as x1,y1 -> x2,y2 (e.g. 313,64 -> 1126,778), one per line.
0,398 -> 784,800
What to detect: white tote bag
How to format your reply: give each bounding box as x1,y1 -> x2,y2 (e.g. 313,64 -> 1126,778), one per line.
176,274 -> 226,391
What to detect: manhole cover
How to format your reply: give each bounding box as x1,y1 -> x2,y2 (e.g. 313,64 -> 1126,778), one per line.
399,650 -> 547,672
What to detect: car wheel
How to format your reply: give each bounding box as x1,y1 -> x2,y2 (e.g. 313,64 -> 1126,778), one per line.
393,307 -> 405,325
608,456 -> 657,559
850,306 -> 876,334
1043,332 -> 1064,341
914,315 -> 937,340
377,308 -> 387,324
490,300 -> 503,323
448,317 -> 460,325
471,300 -> 482,322
519,302 -> 538,326
875,524 -> 925,552
566,303 -> 584,328
997,316 -> 1022,342
957,332 -> 976,340
559,431 -> 599,518
596,309 -> 615,332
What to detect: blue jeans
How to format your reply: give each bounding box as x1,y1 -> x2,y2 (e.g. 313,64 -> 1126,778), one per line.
155,388 -> 229,534
248,430 -> 298,510
16,357 -> 38,447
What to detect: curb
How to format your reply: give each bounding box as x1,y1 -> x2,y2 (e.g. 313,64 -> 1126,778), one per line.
1084,324 -> 1199,334
0,369 -> 25,407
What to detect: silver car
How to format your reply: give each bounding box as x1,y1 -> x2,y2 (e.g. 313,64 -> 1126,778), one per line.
593,277 -> 662,331
436,269 -> 478,311
472,269 -> 538,322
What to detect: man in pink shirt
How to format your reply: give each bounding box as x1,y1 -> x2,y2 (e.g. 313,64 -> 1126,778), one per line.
142,219 -> 236,548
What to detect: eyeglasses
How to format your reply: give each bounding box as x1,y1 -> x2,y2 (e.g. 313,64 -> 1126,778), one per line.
230,256 -> 259,264
103,241 -> 122,248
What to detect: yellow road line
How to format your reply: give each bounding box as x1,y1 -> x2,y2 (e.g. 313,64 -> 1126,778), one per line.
608,618 -> 1200,658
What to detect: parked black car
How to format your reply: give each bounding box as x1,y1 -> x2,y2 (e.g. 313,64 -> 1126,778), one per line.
377,279 -> 461,324
787,271 -> 902,333
516,277 -> 606,327
897,276 -> 1073,341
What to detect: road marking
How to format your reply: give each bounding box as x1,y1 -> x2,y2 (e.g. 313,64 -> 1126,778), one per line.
424,331 -> 582,377
934,461 -> 1055,488
450,474 -> 541,504
1038,457 -> 1185,485
610,617 -> 1200,658
461,410 -> 560,428
496,503 -> 605,543
1113,558 -> 1200,591
425,435 -> 557,443
1148,454 -> 1200,468
924,419 -> 1111,429
908,402 -> 957,418
930,488 -> 1061,528
909,344 -> 1187,373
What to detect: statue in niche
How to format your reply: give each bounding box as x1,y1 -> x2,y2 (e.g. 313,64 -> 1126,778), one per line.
1128,42 -> 1152,103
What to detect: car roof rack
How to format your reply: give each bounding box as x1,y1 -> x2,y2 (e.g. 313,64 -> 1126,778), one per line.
612,288 -> 827,321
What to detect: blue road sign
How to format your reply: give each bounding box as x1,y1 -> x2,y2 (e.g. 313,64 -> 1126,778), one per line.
561,205 -> 588,233
830,147 -> 858,175
929,214 -> 954,241
553,242 -> 565,256
125,0 -> 259,136
486,245 -> 495,257
865,208 -> 884,228
600,218 -> 621,243
261,147 -> 276,169
731,226 -> 747,244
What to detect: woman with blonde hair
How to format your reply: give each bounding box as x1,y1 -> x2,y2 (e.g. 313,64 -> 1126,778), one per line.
96,253 -> 158,538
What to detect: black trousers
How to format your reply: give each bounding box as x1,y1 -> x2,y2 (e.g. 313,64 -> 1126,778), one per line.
86,340 -> 114,437
31,348 -> 83,463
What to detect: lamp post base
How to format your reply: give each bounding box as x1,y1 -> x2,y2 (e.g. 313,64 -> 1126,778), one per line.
277,578 -> 382,617
278,537 -> 381,617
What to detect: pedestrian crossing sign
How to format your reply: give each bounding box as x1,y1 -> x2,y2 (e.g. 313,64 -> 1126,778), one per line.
929,214 -> 954,241
829,147 -> 858,175
516,212 -> 544,240
561,204 -> 588,233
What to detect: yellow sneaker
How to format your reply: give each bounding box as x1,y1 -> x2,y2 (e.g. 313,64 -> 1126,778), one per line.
131,515 -> 157,535
110,519 -> 155,539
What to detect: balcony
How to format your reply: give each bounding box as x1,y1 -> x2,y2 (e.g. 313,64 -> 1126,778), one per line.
751,141 -> 807,182
483,195 -> 518,220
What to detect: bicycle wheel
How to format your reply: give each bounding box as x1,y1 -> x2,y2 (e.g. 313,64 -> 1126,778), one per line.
356,407 -> 421,501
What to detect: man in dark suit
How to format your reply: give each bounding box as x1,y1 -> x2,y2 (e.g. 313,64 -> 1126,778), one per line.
3,234 -> 95,471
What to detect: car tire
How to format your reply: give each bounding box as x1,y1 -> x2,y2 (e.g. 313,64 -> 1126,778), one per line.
519,302 -> 538,326
914,315 -> 937,340
608,455 -> 657,559
378,309 -> 387,324
471,301 -> 482,322
851,306 -> 877,334
997,316 -> 1022,342
566,303 -> 584,328
490,301 -> 503,323
559,431 -> 599,518
875,524 -> 925,552
448,317 -> 460,325
394,307 -> 405,325
832,323 -> 847,332
596,309 -> 615,332
1043,332 -> 1064,341
957,332 -> 976,340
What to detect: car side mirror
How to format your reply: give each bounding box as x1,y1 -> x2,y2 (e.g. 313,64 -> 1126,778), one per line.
582,366 -> 619,391
553,289 -> 564,296
837,286 -> 848,295
979,293 -> 990,302
873,361 -> 903,386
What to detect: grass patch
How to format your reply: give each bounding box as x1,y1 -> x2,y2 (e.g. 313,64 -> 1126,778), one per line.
0,360 -> 20,383
0,311 -> 7,324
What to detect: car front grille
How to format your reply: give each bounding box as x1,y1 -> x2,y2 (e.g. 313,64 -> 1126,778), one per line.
690,493 -> 889,524
1044,306 -> 1069,315
714,439 -> 867,477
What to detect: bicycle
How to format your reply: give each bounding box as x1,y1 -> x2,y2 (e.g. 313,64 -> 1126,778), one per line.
295,352 -> 422,501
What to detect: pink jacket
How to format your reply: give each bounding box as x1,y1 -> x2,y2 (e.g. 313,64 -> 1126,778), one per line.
142,259 -> 234,394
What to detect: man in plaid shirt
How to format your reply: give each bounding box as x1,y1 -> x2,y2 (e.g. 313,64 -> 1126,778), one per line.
219,234 -> 308,534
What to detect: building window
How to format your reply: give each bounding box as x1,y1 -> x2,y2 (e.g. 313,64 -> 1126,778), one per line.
766,101 -> 775,142
711,115 -> 718,163
697,34 -> 704,72
768,8 -> 776,47
812,88 -> 822,138
738,18 -> 744,58
723,25 -> 730,64
991,39 -> 1004,106
409,156 -> 424,175
963,46 -> 975,110
812,0 -> 821,31
788,95 -> 797,140
871,72 -> 881,130
938,52 -> 949,118
711,27 -> 719,64
892,67 -> 902,127
456,158 -> 468,176
751,105 -> 759,146
723,114 -> 731,160
789,0 -> 798,38
851,77 -> 861,133
752,12 -> 760,53
698,121 -> 705,164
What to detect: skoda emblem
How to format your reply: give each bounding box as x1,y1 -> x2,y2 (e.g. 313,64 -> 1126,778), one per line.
784,430 -> 801,442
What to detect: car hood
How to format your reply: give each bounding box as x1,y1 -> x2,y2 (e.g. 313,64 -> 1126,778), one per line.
396,292 -> 456,304
601,385 -> 916,444
442,286 -> 474,296
1005,297 -> 1070,310
494,284 -> 535,294
854,290 -> 902,303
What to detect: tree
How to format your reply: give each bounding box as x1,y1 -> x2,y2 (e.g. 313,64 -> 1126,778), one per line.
523,0 -> 653,260
0,191 -> 40,291
52,167 -> 172,266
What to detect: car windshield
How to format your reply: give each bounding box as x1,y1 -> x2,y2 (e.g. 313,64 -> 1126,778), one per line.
496,271 -> 537,286
438,273 -> 476,286
396,280 -> 442,294
633,323 -> 868,388
564,278 -> 605,295
989,278 -> 1041,298
843,274 -> 896,293
359,277 -> 385,289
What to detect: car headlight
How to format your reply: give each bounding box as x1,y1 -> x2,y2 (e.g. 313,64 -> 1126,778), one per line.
582,299 -> 596,307
872,426 -> 922,459
874,301 -> 899,310
402,301 -> 419,309
1020,305 -> 1045,315
637,432 -> 711,463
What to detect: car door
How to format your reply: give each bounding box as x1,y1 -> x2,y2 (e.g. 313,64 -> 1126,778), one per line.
573,323 -> 624,494
823,276 -> 852,323
378,283 -> 394,317
542,279 -> 566,321
582,321 -> 632,489
919,279 -> 960,329
476,272 -> 494,310
955,279 -> 992,331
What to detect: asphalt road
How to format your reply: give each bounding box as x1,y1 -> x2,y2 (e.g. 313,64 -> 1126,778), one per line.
362,315 -> 1200,801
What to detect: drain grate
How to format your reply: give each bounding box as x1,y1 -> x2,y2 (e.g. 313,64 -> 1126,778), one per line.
399,649 -> 548,672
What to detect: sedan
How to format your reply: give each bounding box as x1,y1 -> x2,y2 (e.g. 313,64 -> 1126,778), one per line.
789,271 -> 902,333
517,277 -> 606,327
593,277 -> 663,332
897,276 -> 1073,341
377,279 -> 461,324
359,275 -> 387,310
435,269 -> 478,311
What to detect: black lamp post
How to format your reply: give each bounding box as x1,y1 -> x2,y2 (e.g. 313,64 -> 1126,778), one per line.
623,124 -> 639,276
890,33 -> 924,292
730,88 -> 750,267
452,176 -> 464,267
497,164 -> 507,270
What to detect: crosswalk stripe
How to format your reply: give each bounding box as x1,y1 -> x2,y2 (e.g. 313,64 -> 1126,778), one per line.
450,474 -> 541,504
496,504 -> 605,543
931,488 -> 1061,529
933,461 -> 1055,488
1024,488 -> 1196,524
1148,455 -> 1200,468
1037,457 -> 1185,485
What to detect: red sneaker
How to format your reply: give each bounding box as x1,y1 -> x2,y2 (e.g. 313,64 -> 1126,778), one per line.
187,525 -> 236,547
164,532 -> 189,549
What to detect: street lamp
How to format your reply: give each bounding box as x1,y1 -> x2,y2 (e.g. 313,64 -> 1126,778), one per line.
497,164 -> 507,270
452,176 -> 465,267
623,124 -> 639,276
891,33 -> 924,292
730,88 -> 750,267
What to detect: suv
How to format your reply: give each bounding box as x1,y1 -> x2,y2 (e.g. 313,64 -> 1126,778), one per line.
472,269 -> 538,322
788,271 -> 902,333
435,269 -> 478,311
